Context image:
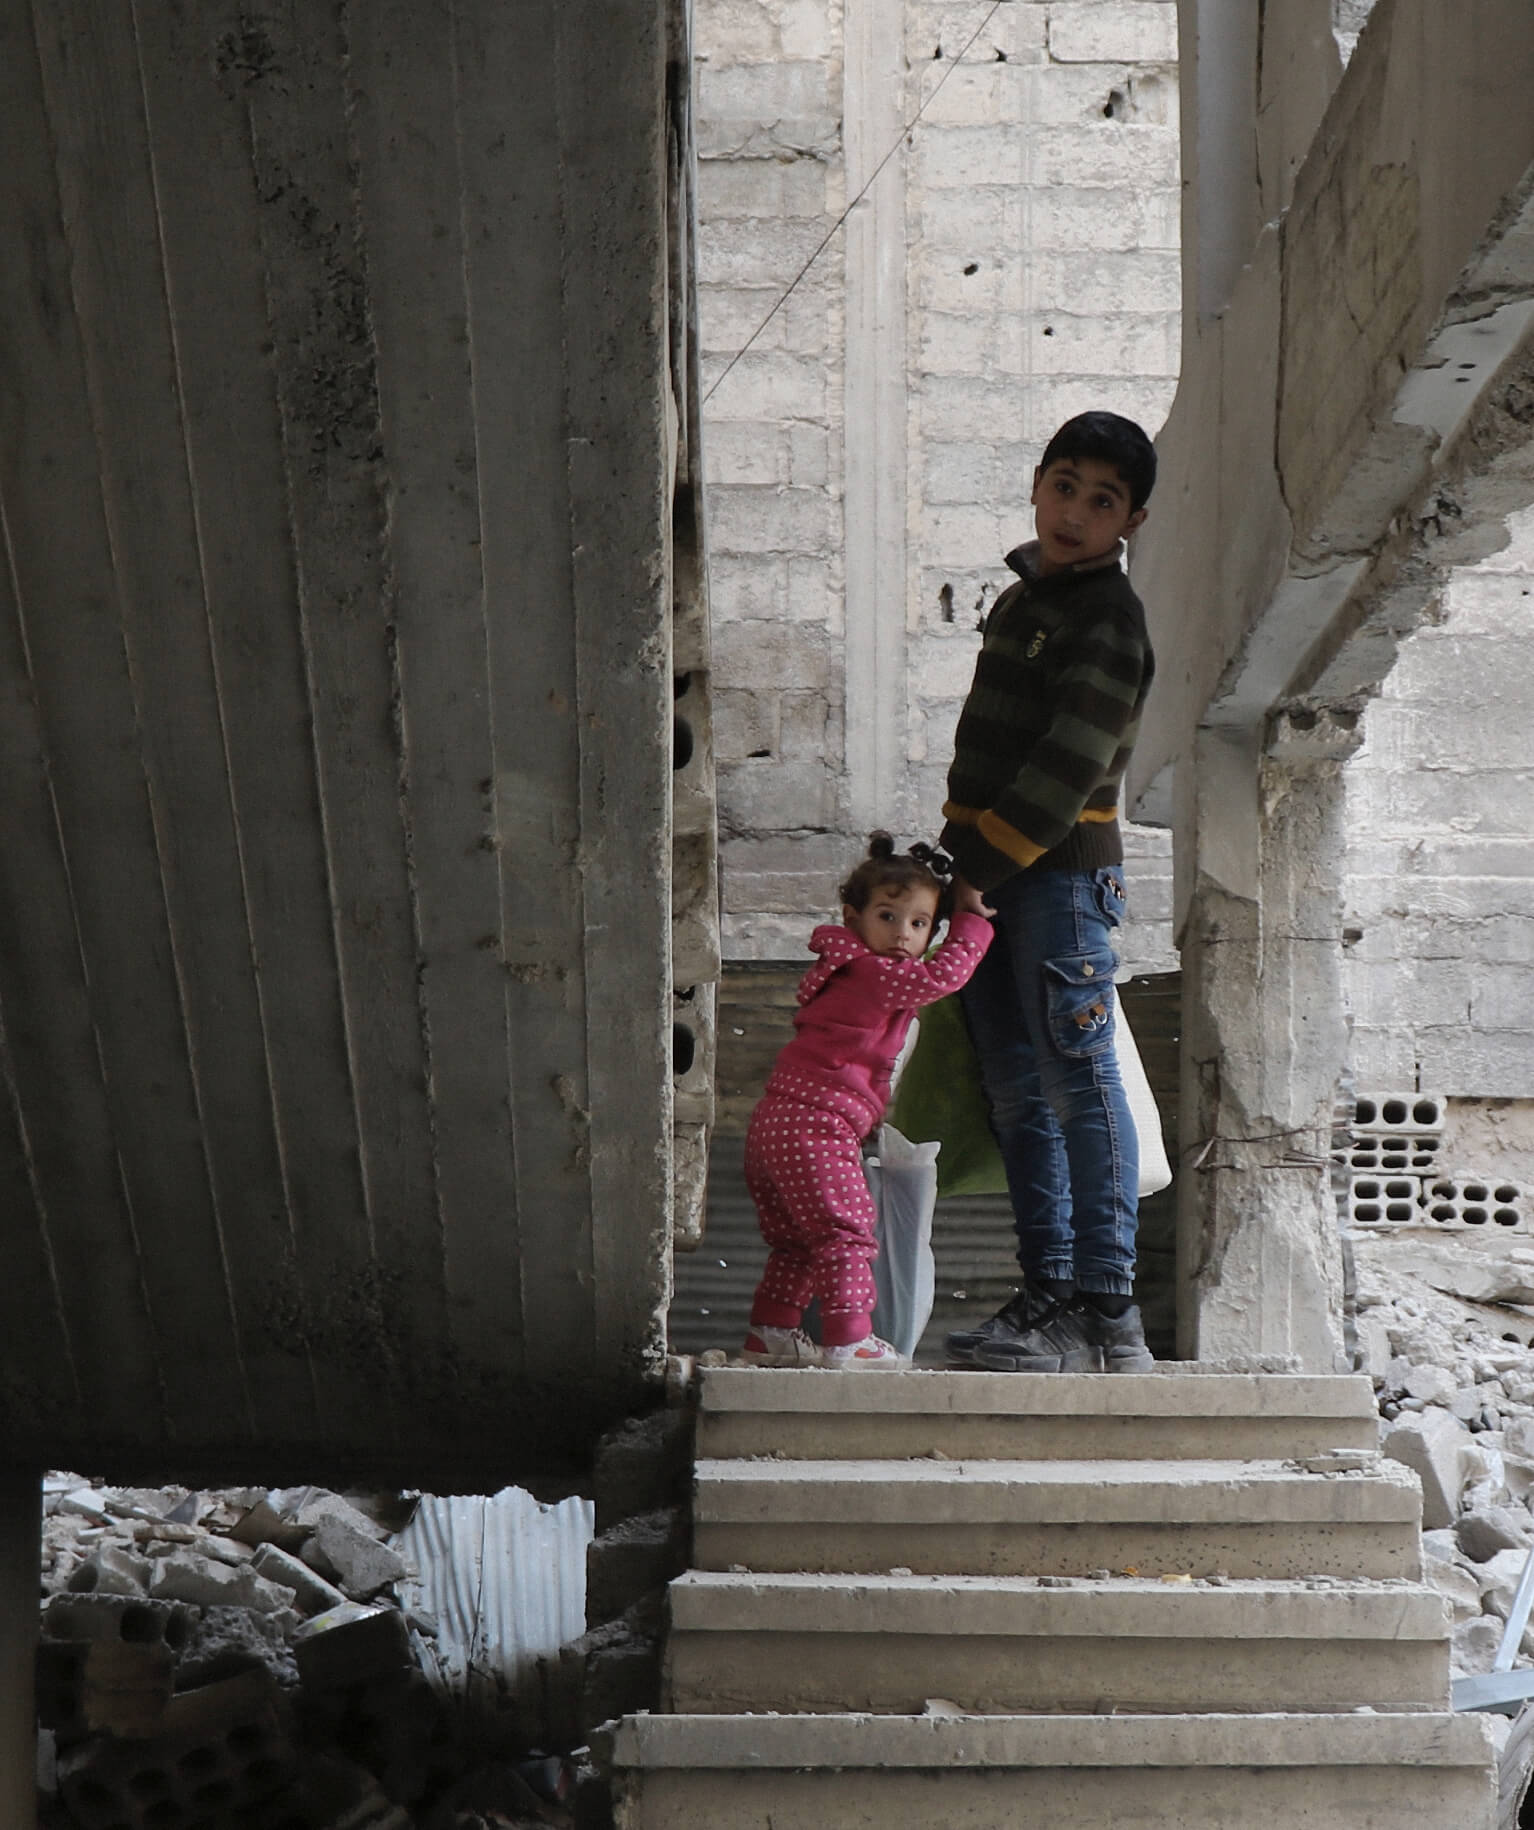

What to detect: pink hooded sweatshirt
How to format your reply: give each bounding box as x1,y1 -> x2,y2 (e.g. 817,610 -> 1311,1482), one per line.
761,910 -> 992,1136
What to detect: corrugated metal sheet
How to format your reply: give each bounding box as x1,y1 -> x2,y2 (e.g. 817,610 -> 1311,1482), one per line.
395,1488 -> 593,1726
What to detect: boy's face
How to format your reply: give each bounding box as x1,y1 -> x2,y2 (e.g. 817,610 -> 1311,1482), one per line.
1030,456 -> 1146,573
843,883 -> 940,960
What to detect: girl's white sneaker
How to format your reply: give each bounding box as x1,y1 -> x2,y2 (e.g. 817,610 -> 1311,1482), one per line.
740,1325 -> 820,1367
821,1334 -> 905,1370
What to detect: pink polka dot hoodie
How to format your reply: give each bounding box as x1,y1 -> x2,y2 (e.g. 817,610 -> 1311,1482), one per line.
762,910 -> 993,1136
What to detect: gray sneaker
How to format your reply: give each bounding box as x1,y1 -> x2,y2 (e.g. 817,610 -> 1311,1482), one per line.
945,1284 -> 1065,1365
973,1298 -> 1097,1372
974,1299 -> 1154,1374
1082,1302 -> 1155,1373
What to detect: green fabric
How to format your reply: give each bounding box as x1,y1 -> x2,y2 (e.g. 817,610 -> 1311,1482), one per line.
887,995 -> 1008,1198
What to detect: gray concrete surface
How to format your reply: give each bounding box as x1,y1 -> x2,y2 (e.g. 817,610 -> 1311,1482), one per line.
605,1710 -> 1497,1829
664,1569 -> 1450,1715
0,0 -> 706,1483
691,1453 -> 1422,1579
695,1365 -> 1381,1460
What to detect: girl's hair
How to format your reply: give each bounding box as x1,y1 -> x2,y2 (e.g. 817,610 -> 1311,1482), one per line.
838,830 -> 954,914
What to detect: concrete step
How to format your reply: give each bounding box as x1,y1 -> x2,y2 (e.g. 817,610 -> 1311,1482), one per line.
692,1455 -> 1422,1579
664,1570 -> 1450,1716
600,1710 -> 1497,1830
696,1366 -> 1381,1463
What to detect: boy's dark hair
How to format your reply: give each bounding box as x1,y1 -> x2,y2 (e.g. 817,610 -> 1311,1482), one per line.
1039,410 -> 1157,512
839,831 -> 953,915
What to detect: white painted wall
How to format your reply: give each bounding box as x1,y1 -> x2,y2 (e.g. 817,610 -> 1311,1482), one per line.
696,0 -> 1180,967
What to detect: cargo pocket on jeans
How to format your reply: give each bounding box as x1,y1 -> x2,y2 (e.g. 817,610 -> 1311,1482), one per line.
1095,868 -> 1127,929
1043,949 -> 1118,1059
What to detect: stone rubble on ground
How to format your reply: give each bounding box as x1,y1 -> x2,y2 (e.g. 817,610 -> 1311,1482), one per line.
1357,1238 -> 1534,1679
37,1476 -> 575,1830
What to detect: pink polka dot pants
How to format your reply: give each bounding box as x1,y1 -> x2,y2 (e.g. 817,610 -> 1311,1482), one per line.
745,1092 -> 877,1348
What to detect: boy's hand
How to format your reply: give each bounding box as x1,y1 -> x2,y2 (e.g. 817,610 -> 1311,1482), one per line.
952,875 -> 995,919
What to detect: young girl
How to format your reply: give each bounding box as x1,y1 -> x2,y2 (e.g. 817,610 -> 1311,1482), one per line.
741,833 -> 992,1369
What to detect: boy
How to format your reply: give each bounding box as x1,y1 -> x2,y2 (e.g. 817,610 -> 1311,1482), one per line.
939,410 -> 1157,1373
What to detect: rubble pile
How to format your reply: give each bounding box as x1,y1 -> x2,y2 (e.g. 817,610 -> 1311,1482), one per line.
36,1478 -> 575,1830
1354,1225 -> 1534,1682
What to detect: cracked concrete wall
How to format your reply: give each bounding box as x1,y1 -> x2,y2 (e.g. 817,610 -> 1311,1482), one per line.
1137,0 -> 1534,1365
696,0 -> 1180,962
0,0 -> 692,1483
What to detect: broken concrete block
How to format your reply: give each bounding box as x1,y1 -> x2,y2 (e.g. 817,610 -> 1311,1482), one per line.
177,1604 -> 301,1693
1403,1361 -> 1459,1406
57,1669 -> 295,1827
1422,1548 -> 1484,1624
1381,1409 -> 1474,1529
586,1506 -> 689,1626
66,1542 -> 153,1598
149,1548 -> 297,1615
593,1408 -> 694,1533
35,1637 -> 174,1741
293,1604 -> 414,1693
1456,1505 -> 1534,1563
42,1592 -> 194,1654
253,1541 -> 349,1615
302,1512 -> 409,1599
1477,1546 -> 1533,1618
292,1490 -> 391,1543
1356,1311 -> 1394,1380
230,1492 -> 312,1553
1451,1613 -> 1505,1678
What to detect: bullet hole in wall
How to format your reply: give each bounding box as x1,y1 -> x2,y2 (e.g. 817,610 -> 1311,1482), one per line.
939,583 -> 955,623
1043,325 -> 1055,336
994,47 -> 1007,61
1103,88 -> 1127,119
932,43 -> 942,58
963,261 -> 979,275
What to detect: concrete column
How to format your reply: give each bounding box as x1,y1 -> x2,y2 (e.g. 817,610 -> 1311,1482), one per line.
842,0 -> 909,833
0,1467 -> 39,1829
1177,728 -> 1348,1370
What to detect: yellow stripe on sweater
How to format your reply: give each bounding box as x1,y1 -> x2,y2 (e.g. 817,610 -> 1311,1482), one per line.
977,811 -> 1046,869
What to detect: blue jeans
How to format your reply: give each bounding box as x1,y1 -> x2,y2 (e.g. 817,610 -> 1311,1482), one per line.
959,866 -> 1138,1295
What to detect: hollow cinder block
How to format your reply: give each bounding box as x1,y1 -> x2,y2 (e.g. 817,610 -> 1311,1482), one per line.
1422,1178 -> 1527,1232
42,1593 -> 194,1655
57,1668 -> 294,1830
36,1638 -> 174,1742
1351,1092 -> 1446,1135
1348,1175 -> 1425,1227
1334,1133 -> 1442,1173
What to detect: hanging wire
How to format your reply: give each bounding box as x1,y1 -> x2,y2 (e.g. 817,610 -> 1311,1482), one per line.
702,0 -> 1008,405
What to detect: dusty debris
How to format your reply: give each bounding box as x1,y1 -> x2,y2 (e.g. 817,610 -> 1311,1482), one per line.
36,1479 -> 582,1829
1357,1222 -> 1534,1680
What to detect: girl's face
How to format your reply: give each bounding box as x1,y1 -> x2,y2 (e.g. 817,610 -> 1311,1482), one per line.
843,883 -> 940,960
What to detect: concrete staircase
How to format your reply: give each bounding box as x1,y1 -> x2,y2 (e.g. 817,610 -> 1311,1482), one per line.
598,1367 -> 1498,1828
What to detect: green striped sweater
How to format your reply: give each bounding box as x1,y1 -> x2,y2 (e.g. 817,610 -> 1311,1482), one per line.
940,540 -> 1154,891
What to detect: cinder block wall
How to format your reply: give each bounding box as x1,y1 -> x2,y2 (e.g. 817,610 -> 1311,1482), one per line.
1342,504 -> 1534,1107
696,0 -> 1181,962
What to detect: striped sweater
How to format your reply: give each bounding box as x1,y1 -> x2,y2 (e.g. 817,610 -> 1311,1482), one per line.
940,540 -> 1154,891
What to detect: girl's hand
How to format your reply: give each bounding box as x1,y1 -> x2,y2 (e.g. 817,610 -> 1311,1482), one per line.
952,875 -> 995,919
